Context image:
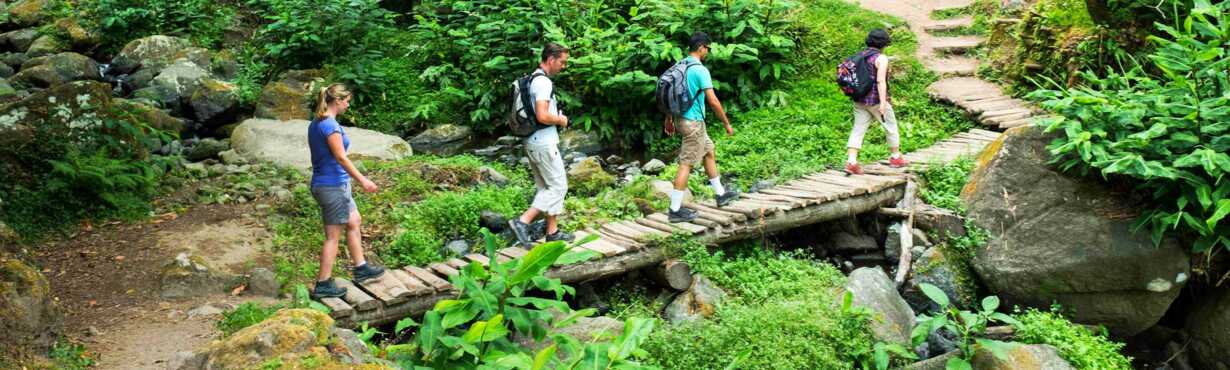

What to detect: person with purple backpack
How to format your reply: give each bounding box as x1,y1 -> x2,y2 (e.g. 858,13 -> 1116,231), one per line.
843,29 -> 908,174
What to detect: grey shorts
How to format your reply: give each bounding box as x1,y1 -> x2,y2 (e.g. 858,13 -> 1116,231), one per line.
311,182 -> 357,225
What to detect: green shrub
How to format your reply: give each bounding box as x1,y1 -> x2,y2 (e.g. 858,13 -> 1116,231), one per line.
247,0 -> 396,71
563,176 -> 665,231
1030,0 -> 1230,254
407,0 -> 798,144
919,158 -> 974,213
1012,308 -> 1133,370
49,338 -> 94,370
79,0 -> 236,51
386,185 -> 528,266
217,302 -> 282,336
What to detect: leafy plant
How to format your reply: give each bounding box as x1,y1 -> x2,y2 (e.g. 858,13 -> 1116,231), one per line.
49,338 -> 95,370
79,0 -> 236,51
919,158 -> 974,214
912,284 -> 1021,369
1011,307 -> 1132,370
1030,0 -> 1230,254
246,0 -> 397,72
217,302 -> 282,336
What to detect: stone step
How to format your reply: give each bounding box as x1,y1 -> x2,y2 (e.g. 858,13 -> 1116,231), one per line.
931,4 -> 968,18
927,77 -> 1006,105
924,56 -> 979,77
931,37 -> 983,54
924,17 -> 974,33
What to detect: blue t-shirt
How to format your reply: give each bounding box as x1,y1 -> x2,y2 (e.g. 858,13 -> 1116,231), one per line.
682,56 -> 714,122
308,117 -> 350,187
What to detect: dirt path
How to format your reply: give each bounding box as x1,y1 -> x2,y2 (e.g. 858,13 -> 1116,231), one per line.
858,0 -> 981,76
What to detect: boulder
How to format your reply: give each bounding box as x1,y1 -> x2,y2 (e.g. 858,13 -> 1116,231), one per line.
559,129 -> 605,156
11,52 -> 100,88
650,179 -> 693,204
24,35 -> 65,58
209,49 -> 239,80
962,125 -> 1190,337
478,166 -> 509,186
52,18 -> 97,50
230,118 -> 412,171
903,247 -> 975,312
971,343 -> 1075,370
642,158 -> 667,174
254,69 -> 325,121
135,58 -> 208,111
843,267 -> 914,346
568,156 -> 615,194
1186,286 -> 1230,370
185,138 -> 229,162
189,78 -> 238,128
0,52 -> 28,70
0,28 -> 38,52
171,47 -> 213,71
112,98 -> 185,134
831,232 -> 878,253
6,0 -> 54,28
175,309 -> 395,370
0,79 -> 16,101
110,35 -> 190,75
0,80 -> 110,131
442,239 -> 470,257
0,63 -> 12,79
0,256 -> 63,359
409,124 -> 473,156
663,275 -> 725,324
159,253 -> 231,299
247,267 -> 280,297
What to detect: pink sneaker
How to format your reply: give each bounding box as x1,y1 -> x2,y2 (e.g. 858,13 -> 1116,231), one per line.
889,156 -> 910,168
845,162 -> 864,175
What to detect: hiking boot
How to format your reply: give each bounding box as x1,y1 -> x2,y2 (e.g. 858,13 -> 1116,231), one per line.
546,230 -> 575,242
716,190 -> 741,208
352,263 -> 386,283
844,162 -> 864,175
668,207 -> 698,223
311,278 -> 347,299
889,156 -> 910,168
508,219 -> 532,247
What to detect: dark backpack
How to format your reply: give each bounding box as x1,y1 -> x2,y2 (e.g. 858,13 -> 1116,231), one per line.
655,58 -> 703,116
509,71 -> 552,137
836,48 -> 879,101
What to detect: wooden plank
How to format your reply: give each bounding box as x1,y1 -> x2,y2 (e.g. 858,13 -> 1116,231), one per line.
427,262 -> 459,277
406,266 -> 454,292
827,171 -> 904,191
465,253 -> 491,266
594,228 -> 642,250
499,247 -> 528,259
358,275 -> 410,305
779,181 -> 854,198
601,222 -> 654,243
743,192 -> 805,208
334,278 -> 379,311
638,216 -> 706,235
719,201 -> 767,219
620,220 -> 670,239
759,187 -> 831,203
679,213 -> 720,228
646,213 -> 710,234
796,176 -> 868,196
446,258 -> 470,270
388,269 -> 433,296
576,236 -> 626,257
736,198 -> 791,212
685,201 -> 746,223
635,217 -> 682,234
321,297 -> 354,318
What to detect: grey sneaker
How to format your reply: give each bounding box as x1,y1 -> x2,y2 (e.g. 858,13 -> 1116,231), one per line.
716,190 -> 741,208
352,263 -> 386,284
668,207 -> 698,223
508,219 -> 532,246
311,278 -> 347,299
546,230 -> 574,242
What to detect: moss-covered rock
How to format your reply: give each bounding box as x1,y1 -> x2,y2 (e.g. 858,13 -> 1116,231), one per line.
175,309 -> 395,370
568,156 -> 615,195
112,97 -> 185,134
6,0 -> 55,28
189,78 -> 238,128
11,52 -> 100,89
0,28 -> 39,52
52,18 -> 98,50
110,35 -> 190,75
159,252 -> 231,299
409,123 -> 473,156
24,35 -> 66,58
1187,286 -> 1230,370
0,255 -> 63,361
254,69 -> 325,121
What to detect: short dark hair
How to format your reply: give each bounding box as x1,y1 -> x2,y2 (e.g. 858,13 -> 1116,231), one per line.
541,42 -> 569,62
688,32 -> 711,52
865,29 -> 891,48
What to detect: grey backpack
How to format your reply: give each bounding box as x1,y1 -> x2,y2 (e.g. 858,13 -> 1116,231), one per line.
509,71 -> 551,137
655,59 -> 703,116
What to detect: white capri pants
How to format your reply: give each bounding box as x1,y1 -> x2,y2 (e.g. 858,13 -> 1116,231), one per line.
847,102 -> 901,149
526,143 -> 567,215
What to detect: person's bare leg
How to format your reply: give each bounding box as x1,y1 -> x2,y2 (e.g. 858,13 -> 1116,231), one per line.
673,164 -> 692,190
345,209 -> 366,267
545,214 -> 559,235
702,150 -> 719,179
519,208 -> 541,225
317,225 -> 344,281
847,148 -> 860,163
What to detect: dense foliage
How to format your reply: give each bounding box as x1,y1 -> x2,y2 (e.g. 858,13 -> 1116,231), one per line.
80,0 -> 235,51
919,158 -> 974,213
1031,0 -> 1230,254
1011,308 -> 1133,370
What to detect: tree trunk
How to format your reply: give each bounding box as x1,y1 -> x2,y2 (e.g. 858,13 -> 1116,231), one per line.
648,259 -> 693,291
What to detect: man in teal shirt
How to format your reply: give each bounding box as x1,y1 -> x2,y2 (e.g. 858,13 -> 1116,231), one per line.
664,32 -> 739,223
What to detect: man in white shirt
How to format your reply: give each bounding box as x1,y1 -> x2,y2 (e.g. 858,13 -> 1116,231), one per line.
510,42 -> 574,245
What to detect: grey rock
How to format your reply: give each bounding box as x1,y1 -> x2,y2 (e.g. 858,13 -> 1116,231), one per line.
409,124 -> 472,156
479,166 -> 509,186
904,247 -> 975,312
843,267 -> 914,346
189,78 -> 239,128
519,157 -> 530,166
0,256 -> 63,354
147,58 -> 209,112
254,69 -> 326,121
832,232 -> 878,253
496,135 -> 520,146
559,129 -> 605,157
663,275 -> 725,324
651,179 -> 692,204
24,35 -> 65,58
972,343 -> 1075,370
185,138 -> 229,162
748,179 -> 775,193
331,328 -> 380,364
230,119 -> 411,172
169,350 -> 206,370
1,28 -> 38,52
110,35 -> 190,75
186,303 -> 227,319
885,222 -> 906,261
159,253 -> 229,299
12,52 -> 102,89
964,125 -> 1190,337
605,154 -> 624,165
442,239 -> 470,257
479,211 -> 508,233
248,267 -> 279,297
473,146 -> 502,157
0,63 -> 12,79
0,52 -> 28,70
642,159 -> 667,174
1186,286 -> 1230,370
183,162 -> 208,178
218,149 -> 246,165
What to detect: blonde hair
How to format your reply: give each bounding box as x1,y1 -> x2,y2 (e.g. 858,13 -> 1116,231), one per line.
315,83 -> 352,119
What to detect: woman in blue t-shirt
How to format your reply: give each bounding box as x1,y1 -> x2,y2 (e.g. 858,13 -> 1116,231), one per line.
307,83 -> 386,299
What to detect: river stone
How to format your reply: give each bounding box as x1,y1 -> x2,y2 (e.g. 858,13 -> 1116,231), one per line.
11,52 -> 100,88
0,52 -> 28,70
442,239 -> 470,257
185,138 -> 229,162
247,267 -> 279,297
53,18 -> 98,50
0,256 -> 63,357
843,267 -> 914,346
962,125 -> 1190,337
159,253 -> 229,299
409,124 -> 472,156
971,343 -> 1075,370
112,98 -> 185,134
903,247 -> 975,312
832,231 -> 878,253
1,28 -> 38,52
254,69 -> 325,121
110,35 -> 191,75
560,129 -> 605,157
24,35 -> 65,58
0,79 -> 16,100
650,179 -> 693,204
663,275 -> 725,324
189,78 -> 238,128
1186,286 -> 1230,370
6,0 -> 54,27
568,156 -> 614,192
642,158 -> 667,174
230,118 -> 411,172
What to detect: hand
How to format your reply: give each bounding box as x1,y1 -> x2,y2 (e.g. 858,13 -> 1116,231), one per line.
359,177 -> 379,193
879,103 -> 889,117
558,115 -> 569,128
724,122 -> 734,136
664,116 -> 675,136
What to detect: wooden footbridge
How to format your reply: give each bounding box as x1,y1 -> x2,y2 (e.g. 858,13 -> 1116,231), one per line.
317,129 -> 1004,327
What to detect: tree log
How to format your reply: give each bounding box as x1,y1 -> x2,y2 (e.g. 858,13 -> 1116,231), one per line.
647,259 -> 693,291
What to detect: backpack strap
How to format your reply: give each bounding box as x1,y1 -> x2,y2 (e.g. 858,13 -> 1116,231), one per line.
680,59 -> 706,118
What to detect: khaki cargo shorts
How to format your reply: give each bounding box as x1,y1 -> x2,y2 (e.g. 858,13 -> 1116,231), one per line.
676,118 -> 714,167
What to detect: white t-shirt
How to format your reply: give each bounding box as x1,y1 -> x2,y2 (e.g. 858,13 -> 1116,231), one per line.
527,68 -> 559,147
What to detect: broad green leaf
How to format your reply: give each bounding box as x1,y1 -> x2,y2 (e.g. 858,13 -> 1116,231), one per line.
462,314 -> 510,343
610,317 -> 655,361
419,311 -> 442,355
532,344 -> 557,370
946,357 -> 973,370
919,283 -> 950,307
981,295 -> 1000,313
511,241 -> 569,286
1208,199 -> 1230,231
977,339 -> 1019,361
394,317 -> 418,334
